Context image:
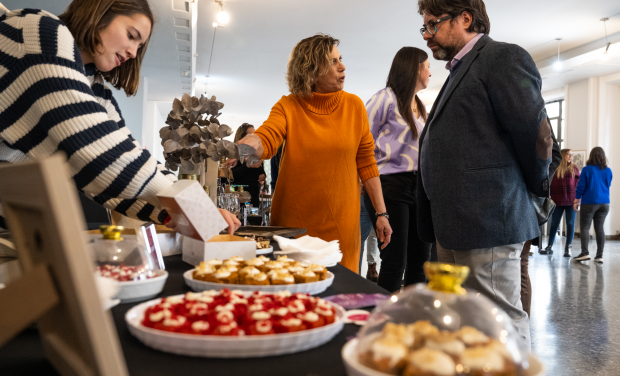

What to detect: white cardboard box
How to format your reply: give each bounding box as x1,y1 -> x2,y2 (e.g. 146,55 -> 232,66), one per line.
157,180 -> 228,241
182,235 -> 257,266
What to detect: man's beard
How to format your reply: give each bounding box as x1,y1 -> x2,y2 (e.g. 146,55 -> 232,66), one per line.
431,42 -> 457,61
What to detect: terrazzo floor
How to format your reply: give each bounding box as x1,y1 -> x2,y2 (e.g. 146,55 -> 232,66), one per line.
360,236 -> 620,375
529,236 -> 620,376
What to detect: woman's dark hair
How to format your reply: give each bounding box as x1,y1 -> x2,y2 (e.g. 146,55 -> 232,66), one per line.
586,147 -> 608,170
418,0 -> 491,35
59,0 -> 155,96
234,123 -> 255,143
386,47 -> 429,140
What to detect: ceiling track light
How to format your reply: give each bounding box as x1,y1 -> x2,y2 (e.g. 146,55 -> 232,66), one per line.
215,0 -> 229,25
600,18 -> 611,61
205,10 -> 220,95
554,38 -> 563,71
205,1 -> 230,95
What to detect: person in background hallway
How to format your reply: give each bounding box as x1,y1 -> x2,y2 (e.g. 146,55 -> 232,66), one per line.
270,145 -> 284,193
573,147 -> 613,263
360,186 -> 380,281
364,46 -> 433,292
365,227 -> 380,281
520,130 -> 561,317
540,149 -> 580,256
430,243 -> 438,262
416,0 -> 554,349
359,186 -> 379,282
232,34 -> 392,273
231,123 -> 266,207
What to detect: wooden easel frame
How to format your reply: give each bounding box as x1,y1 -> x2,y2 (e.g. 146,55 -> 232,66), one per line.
0,154 -> 128,376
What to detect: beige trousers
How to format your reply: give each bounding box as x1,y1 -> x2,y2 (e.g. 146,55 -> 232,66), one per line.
437,241 -> 531,352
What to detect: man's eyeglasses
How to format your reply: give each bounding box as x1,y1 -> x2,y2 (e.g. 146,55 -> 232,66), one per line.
420,15 -> 452,37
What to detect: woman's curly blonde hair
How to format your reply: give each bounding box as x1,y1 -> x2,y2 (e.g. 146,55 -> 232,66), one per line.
286,34 -> 340,98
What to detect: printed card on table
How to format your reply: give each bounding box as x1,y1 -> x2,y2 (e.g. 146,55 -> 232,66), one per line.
157,180 -> 228,241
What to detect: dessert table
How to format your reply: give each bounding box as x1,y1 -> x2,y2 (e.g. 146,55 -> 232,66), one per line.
0,254 -> 389,376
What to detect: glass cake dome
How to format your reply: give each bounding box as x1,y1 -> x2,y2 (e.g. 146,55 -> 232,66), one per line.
90,225 -> 157,281
355,262 -> 530,376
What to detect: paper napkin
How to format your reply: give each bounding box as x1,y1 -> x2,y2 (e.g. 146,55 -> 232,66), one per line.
273,235 -> 343,266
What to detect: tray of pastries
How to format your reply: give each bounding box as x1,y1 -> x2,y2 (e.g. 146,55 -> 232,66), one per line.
342,263 -> 544,376
183,255 -> 334,295
125,289 -> 345,357
342,321 -> 544,376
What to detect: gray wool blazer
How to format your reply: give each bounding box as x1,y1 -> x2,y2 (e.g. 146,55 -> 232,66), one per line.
416,35 -> 554,250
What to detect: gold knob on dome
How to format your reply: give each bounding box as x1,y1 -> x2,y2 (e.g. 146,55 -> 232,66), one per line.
179,174 -> 199,181
424,262 -> 470,295
99,225 -> 124,240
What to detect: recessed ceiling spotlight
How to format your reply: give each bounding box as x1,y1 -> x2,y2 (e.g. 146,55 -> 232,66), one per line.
215,1 -> 229,25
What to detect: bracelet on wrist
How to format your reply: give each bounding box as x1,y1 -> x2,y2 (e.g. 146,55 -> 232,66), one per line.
376,212 -> 389,220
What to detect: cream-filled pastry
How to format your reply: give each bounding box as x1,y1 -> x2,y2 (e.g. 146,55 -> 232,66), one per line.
424,331 -> 465,360
459,347 -> 506,376
456,326 -> 491,347
366,336 -> 409,375
403,348 -> 456,376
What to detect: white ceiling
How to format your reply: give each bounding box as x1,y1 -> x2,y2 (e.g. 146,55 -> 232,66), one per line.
6,0 -> 620,129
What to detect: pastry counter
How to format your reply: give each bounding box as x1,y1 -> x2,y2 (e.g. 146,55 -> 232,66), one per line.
0,253 -> 388,376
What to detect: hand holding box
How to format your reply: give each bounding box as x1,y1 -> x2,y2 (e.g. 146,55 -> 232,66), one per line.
157,180 -> 228,241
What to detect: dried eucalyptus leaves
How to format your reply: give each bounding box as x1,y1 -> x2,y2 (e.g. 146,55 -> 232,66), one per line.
160,94 -> 239,172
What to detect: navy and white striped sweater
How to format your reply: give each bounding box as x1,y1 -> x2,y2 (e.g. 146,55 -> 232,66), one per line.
0,8 -> 176,227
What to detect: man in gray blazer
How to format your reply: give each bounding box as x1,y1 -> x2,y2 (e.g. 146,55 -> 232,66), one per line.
416,0 -> 553,349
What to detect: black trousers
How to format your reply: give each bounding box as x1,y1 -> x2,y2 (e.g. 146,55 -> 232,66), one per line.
579,204 -> 610,256
364,172 -> 431,292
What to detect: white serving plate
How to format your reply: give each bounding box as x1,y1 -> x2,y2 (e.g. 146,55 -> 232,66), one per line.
256,246 -> 273,255
103,298 -> 121,310
183,270 -> 334,295
115,270 -> 168,303
341,339 -> 545,376
125,294 -> 345,358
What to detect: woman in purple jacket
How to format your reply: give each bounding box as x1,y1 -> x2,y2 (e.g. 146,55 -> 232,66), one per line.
363,47 -> 432,292
573,147 -> 613,263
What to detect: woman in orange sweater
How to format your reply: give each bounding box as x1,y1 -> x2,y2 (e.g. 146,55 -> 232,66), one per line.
232,34 -> 392,273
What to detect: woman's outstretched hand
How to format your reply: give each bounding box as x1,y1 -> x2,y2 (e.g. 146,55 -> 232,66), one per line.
226,133 -> 264,168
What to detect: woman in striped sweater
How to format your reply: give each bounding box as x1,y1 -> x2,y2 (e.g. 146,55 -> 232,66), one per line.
0,0 -> 239,232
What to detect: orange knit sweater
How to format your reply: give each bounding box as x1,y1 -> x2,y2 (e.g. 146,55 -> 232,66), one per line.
255,90 -> 379,273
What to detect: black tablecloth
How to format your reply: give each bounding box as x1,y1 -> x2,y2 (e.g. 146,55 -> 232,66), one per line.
0,254 -> 388,376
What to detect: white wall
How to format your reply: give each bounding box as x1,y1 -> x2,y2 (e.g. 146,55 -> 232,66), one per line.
563,74 -> 620,237
598,73 -> 620,236
564,79 -> 589,151
142,101 -> 166,164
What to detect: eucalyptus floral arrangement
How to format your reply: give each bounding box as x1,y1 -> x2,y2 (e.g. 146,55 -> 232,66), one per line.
160,94 -> 239,172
